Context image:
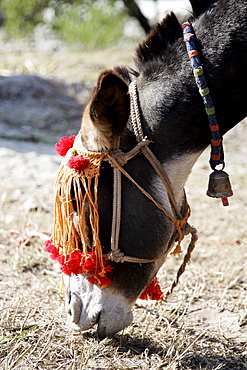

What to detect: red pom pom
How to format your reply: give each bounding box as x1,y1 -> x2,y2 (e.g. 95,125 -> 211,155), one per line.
66,250 -> 83,275
45,241 -> 112,284
55,254 -> 65,264
70,250 -> 82,262
67,156 -> 90,171
83,252 -> 112,275
60,264 -> 72,275
83,252 -> 112,286
104,263 -> 112,273
83,252 -> 97,274
99,276 -> 112,288
50,253 -> 59,260
139,277 -> 164,300
44,240 -> 57,254
87,274 -> 112,288
55,135 -> 76,156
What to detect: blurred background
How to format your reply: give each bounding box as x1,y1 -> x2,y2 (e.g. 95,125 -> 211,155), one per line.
0,0 -> 191,144
0,0 -> 191,51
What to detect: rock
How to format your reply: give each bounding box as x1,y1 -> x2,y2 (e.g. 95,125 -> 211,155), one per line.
0,74 -> 91,144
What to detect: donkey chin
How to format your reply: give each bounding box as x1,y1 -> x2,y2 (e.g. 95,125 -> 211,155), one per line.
64,274 -> 134,339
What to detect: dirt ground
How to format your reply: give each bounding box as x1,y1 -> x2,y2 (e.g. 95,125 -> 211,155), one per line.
0,45 -> 246,369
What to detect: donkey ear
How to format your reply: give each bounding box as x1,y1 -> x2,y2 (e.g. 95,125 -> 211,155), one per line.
89,70 -> 130,144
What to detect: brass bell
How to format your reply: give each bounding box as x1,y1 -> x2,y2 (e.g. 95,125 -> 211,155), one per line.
207,170 -> 233,206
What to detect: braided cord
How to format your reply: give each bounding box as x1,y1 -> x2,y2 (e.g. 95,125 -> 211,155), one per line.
182,22 -> 224,170
129,81 -> 184,220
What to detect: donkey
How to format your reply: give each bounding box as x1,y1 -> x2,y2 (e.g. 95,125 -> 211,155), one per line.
51,0 -> 246,339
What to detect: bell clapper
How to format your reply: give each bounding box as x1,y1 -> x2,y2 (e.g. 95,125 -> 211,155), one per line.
221,197 -> 229,206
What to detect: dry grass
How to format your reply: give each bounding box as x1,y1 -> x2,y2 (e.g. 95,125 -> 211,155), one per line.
0,42 -> 136,83
0,44 -> 246,369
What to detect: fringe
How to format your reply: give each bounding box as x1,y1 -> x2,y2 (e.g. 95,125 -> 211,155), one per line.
52,151 -> 106,273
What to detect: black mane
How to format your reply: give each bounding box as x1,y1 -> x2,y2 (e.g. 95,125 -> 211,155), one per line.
135,12 -> 182,69
134,0 -> 216,71
114,1 -> 222,82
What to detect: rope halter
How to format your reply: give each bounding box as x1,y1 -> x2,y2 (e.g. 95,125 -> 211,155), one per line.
49,79 -> 198,297
105,80 -> 195,263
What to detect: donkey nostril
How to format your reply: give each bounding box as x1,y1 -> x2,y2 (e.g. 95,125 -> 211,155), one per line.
68,290 -> 72,304
68,293 -> 82,324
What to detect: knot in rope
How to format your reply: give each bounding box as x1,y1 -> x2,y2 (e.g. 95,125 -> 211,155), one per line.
109,148 -> 128,167
175,205 -> 191,231
171,206 -> 191,256
107,249 -> 125,263
175,219 -> 186,231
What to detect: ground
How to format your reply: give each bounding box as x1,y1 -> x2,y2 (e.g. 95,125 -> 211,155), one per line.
0,44 -> 246,369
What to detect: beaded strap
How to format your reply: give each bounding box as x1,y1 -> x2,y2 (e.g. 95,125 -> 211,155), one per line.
182,22 -> 224,170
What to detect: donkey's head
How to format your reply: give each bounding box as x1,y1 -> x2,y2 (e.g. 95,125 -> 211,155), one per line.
54,0 -> 247,339
63,69 -> 176,339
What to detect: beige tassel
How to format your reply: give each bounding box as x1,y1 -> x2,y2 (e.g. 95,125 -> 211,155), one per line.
52,151 -> 106,271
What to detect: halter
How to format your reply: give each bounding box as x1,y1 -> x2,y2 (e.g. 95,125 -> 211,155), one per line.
53,79 -> 197,297
105,80 -> 198,297
46,78 -> 198,296
104,80 -> 196,266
